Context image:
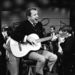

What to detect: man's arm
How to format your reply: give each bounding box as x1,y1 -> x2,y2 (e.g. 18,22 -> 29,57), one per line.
11,22 -> 26,42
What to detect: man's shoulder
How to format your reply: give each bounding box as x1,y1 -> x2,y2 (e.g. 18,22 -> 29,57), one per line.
14,20 -> 31,30
19,20 -> 27,24
20,20 -> 30,25
15,20 -> 27,27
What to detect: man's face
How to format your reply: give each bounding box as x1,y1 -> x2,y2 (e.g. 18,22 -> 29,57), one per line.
30,10 -> 39,24
2,31 -> 8,39
59,30 -> 63,34
50,27 -> 55,33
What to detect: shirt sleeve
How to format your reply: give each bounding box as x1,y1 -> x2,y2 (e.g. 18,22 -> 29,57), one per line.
11,21 -> 26,42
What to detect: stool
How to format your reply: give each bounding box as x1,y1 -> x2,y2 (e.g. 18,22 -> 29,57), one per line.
21,59 -> 36,75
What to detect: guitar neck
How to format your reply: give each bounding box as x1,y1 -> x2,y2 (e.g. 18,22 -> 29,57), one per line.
37,36 -> 52,43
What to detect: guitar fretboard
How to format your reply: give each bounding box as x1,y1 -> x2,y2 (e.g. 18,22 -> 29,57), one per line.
36,36 -> 52,43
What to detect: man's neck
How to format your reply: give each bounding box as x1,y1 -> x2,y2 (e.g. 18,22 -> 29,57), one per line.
28,18 -> 37,27
28,18 -> 33,24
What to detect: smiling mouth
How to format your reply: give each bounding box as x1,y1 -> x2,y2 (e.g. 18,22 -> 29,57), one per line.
35,18 -> 38,20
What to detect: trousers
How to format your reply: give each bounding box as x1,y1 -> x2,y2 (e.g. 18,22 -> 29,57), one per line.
28,49 -> 57,75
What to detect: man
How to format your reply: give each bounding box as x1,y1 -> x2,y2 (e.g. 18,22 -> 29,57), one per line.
2,26 -> 20,75
47,26 -> 58,53
56,26 -> 74,75
10,8 -> 57,75
0,31 -> 6,75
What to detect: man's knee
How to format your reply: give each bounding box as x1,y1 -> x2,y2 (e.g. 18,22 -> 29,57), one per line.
53,54 -> 58,61
39,56 -> 46,63
49,53 -> 58,62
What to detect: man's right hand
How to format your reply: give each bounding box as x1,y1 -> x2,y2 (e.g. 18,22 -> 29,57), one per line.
51,35 -> 57,41
26,36 -> 37,45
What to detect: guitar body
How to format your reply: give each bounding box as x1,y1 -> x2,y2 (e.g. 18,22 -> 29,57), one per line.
10,33 -> 41,57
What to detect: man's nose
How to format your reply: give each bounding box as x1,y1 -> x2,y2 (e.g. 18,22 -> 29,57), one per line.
36,15 -> 39,18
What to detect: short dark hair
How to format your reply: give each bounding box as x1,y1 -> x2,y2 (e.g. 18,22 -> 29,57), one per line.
1,26 -> 8,32
50,25 -> 55,30
59,26 -> 72,33
1,26 -> 12,36
26,8 -> 37,19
